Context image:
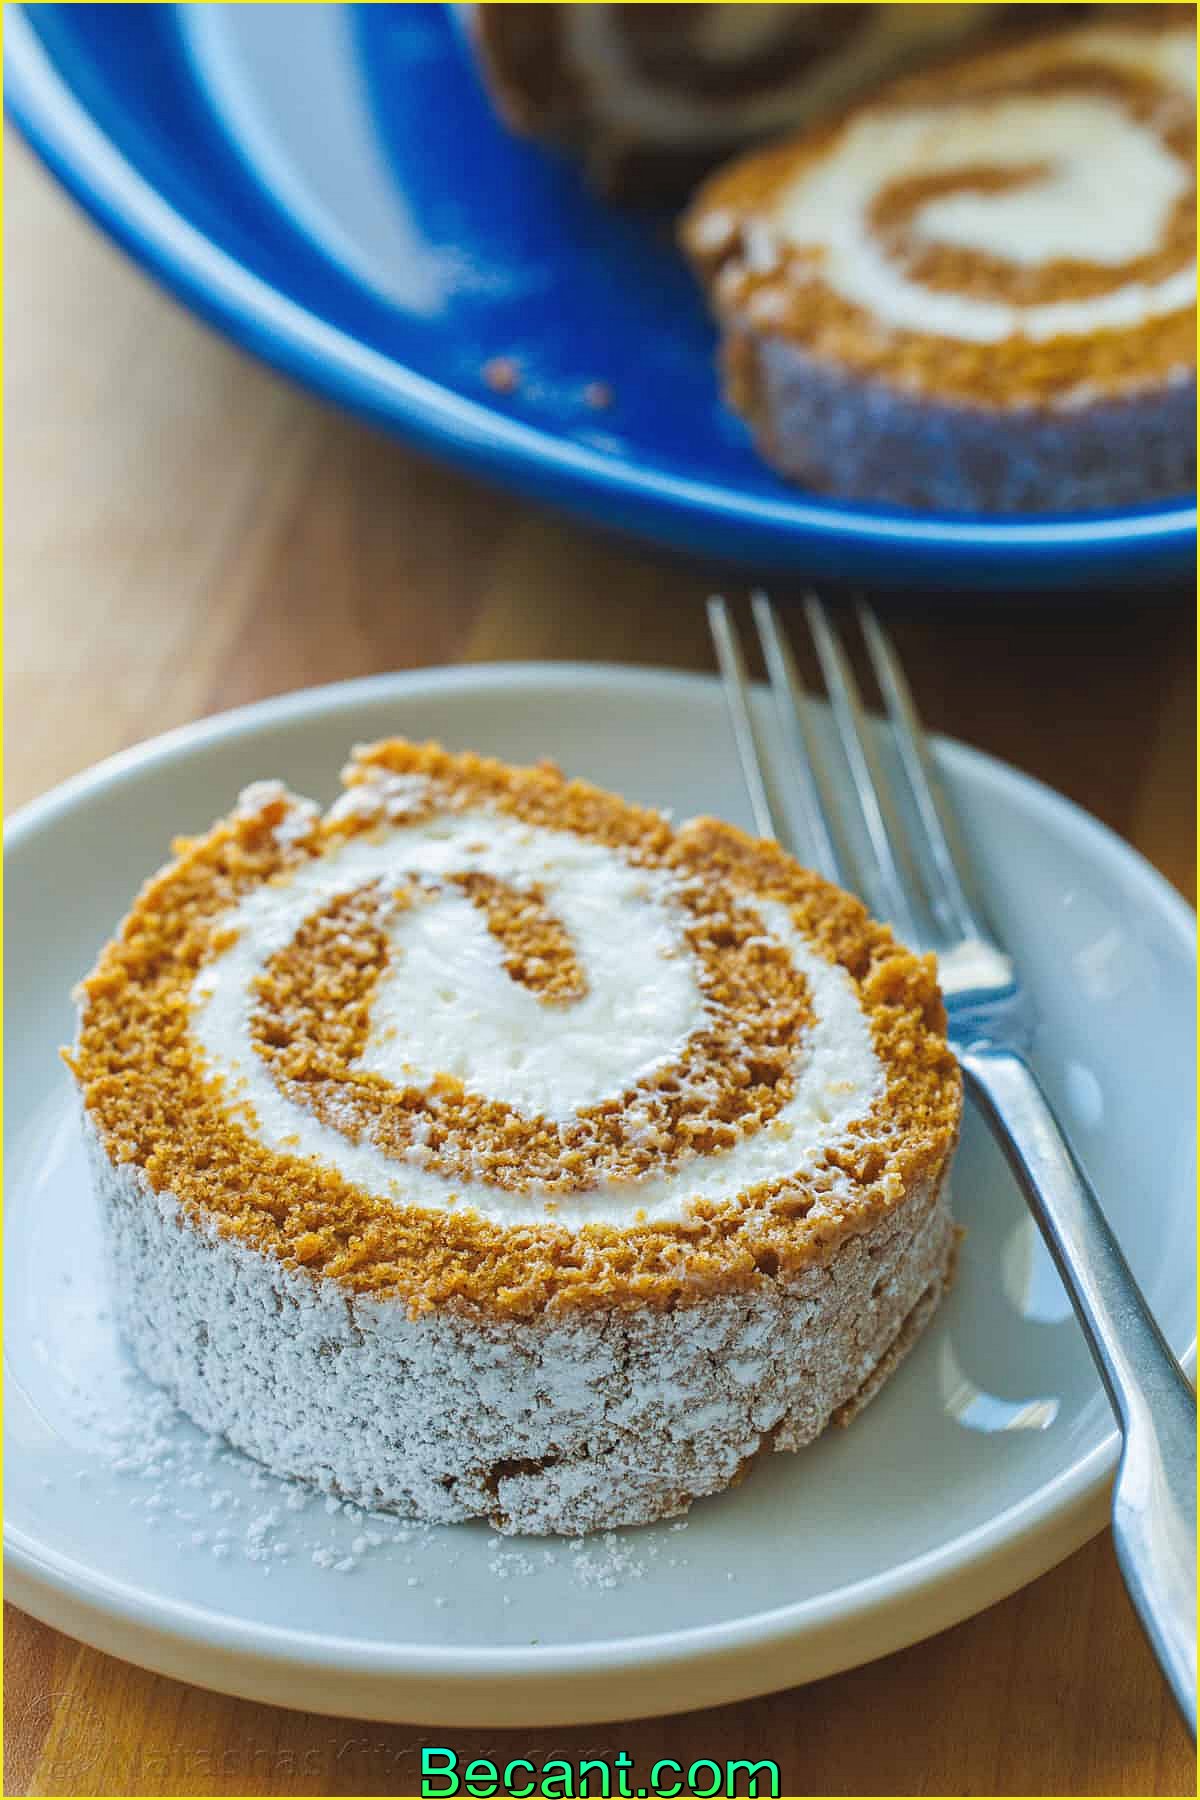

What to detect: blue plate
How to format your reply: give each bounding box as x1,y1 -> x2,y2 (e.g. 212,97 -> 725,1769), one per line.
7,3 -> 1195,590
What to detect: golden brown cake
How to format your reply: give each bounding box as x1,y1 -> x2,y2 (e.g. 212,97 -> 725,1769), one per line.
69,742 -> 961,1535
682,12 -> 1197,512
465,3 -> 1072,194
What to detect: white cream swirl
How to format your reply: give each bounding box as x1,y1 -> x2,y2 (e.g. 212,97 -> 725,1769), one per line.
772,25 -> 1196,344
189,807 -> 884,1229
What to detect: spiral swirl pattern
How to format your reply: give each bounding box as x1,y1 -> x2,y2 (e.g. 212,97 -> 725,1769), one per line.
71,743 -> 962,1315
190,788 -> 884,1229
688,16 -> 1196,409
772,22 -> 1195,343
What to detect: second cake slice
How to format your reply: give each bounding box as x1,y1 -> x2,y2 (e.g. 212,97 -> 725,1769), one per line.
682,13 -> 1197,512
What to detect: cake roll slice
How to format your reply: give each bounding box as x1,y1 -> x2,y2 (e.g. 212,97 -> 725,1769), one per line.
69,742 -> 961,1535
682,13 -> 1197,512
465,3 -> 1065,195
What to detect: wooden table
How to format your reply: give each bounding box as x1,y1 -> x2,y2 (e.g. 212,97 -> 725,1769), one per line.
5,140 -> 1195,1799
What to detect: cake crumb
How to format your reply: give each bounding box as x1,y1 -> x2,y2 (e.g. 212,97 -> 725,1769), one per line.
483,356 -> 521,395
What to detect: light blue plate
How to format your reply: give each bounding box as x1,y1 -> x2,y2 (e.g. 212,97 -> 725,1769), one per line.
7,3 -> 1195,590
5,664 -> 1196,1721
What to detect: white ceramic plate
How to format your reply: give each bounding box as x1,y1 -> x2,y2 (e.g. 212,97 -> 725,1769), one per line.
6,664 -> 1196,1727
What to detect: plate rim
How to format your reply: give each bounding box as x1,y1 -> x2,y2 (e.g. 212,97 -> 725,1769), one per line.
6,3 -> 1196,588
5,660 -> 1196,1719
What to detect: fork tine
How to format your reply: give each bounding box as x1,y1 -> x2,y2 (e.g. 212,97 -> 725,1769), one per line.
803,594 -> 929,947
858,604 -> 994,942
706,596 -> 780,842
750,592 -> 846,886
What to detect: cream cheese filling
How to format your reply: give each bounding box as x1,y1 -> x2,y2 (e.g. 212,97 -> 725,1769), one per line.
190,810 -> 885,1229
771,26 -> 1196,345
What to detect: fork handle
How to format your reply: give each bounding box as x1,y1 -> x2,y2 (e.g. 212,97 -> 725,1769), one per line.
962,1045 -> 1196,1735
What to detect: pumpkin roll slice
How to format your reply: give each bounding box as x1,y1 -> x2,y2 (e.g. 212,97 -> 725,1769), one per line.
682,13 -> 1197,512
465,3 -> 1063,196
69,741 -> 961,1535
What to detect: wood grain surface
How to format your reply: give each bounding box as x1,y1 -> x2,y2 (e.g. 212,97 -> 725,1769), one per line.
4,139 -> 1195,1799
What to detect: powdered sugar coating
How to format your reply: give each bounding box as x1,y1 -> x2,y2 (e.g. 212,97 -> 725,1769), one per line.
89,1115 -> 955,1535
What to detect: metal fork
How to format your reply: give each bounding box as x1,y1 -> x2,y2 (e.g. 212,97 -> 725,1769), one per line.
709,592 -> 1197,1733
